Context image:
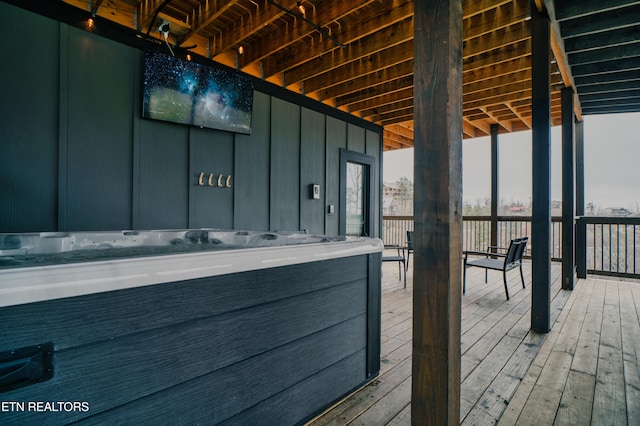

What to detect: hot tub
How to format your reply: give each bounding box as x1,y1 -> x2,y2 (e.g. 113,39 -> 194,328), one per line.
0,229 -> 383,425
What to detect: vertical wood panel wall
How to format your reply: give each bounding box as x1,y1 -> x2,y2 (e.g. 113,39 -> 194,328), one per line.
0,3 -> 382,237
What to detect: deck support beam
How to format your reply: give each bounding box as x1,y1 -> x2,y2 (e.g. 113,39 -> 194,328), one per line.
531,1 -> 551,333
561,87 -> 575,290
490,124 -> 500,251
411,0 -> 462,424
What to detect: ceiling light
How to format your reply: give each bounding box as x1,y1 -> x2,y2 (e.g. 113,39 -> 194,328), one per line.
87,18 -> 94,28
297,1 -> 306,16
238,46 -> 244,55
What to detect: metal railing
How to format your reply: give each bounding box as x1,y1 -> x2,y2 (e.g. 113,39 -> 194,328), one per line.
577,216 -> 640,278
383,215 -> 639,278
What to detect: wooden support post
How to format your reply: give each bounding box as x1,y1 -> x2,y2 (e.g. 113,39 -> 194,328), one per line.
575,120 -> 587,278
561,87 -> 575,290
531,2 -> 551,333
411,0 -> 462,424
490,124 -> 499,251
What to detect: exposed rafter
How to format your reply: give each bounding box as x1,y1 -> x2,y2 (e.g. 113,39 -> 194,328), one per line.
57,0 -> 640,150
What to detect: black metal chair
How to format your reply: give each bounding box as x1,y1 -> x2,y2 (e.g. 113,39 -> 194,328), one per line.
382,245 -> 406,288
405,230 -> 414,271
463,237 -> 528,300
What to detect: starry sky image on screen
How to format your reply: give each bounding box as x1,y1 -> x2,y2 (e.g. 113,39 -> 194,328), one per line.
143,51 -> 253,134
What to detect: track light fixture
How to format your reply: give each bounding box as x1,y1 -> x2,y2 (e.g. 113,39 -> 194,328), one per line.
267,0 -> 345,48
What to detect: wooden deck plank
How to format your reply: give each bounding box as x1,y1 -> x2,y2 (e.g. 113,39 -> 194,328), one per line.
554,370 -> 595,425
307,262 -> 639,426
569,279 -> 602,376
497,275 -> 578,425
385,404 -> 411,426
623,282 -> 640,425
462,313 -> 548,425
592,281 -> 627,425
309,356 -> 412,426
347,377 -> 411,425
509,273 -> 594,425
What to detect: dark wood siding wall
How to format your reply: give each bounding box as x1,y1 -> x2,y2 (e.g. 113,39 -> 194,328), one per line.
0,3 -> 382,237
0,254 -> 381,425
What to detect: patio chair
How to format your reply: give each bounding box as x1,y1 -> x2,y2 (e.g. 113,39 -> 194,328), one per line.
463,237 -> 528,300
405,230 -> 414,271
383,245 -> 406,288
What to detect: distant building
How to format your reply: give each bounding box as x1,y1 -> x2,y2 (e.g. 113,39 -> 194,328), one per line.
384,182 -> 413,216
604,207 -> 633,217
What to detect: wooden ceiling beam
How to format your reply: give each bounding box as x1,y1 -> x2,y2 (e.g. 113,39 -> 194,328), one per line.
480,107 -> 512,132
336,76 -> 414,108
348,87 -> 414,113
284,6 -> 530,87
281,16 -> 414,85
464,0 -> 514,18
386,124 -> 414,140
464,55 -> 531,83
505,102 -> 533,128
295,21 -> 531,101
464,0 -> 529,40
373,107 -> 414,124
378,108 -> 413,127
177,0 -> 239,48
464,21 -> 531,59
464,39 -> 532,72
306,45 -> 413,95
464,69 -> 531,96
258,0 -> 412,79
236,0 -> 377,68
360,99 -> 413,119
383,129 -> 413,148
462,119 -> 478,138
206,0 -> 295,56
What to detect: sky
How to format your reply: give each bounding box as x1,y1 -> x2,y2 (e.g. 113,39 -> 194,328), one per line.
383,112 -> 640,211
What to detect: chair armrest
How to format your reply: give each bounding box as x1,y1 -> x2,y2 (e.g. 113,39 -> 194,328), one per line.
486,245 -> 508,253
463,250 -> 507,258
384,244 -> 405,257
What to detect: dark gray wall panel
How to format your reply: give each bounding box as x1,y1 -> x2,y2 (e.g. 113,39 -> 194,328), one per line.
134,120 -> 189,229
300,107 -> 326,234
190,129 -> 234,228
63,28 -> 134,231
348,123 -> 366,153
0,4 -> 381,235
234,92 -> 270,231
0,4 -> 59,232
325,117 -> 347,236
270,97 -> 301,231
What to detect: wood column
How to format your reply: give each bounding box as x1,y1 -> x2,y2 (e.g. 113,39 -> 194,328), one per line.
575,120 -> 587,278
411,0 -> 462,424
561,87 -> 575,290
531,2 -> 551,333
490,124 -> 500,251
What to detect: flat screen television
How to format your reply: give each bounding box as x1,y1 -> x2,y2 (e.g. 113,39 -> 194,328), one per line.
142,51 -> 254,134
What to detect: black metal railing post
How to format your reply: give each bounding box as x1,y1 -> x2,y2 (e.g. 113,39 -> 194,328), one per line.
576,217 -> 587,278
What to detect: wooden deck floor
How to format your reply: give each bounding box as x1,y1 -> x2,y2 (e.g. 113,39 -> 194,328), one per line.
308,255 -> 640,425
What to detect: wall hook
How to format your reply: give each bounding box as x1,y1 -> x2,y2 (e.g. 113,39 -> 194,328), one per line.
198,172 -> 204,186
217,174 -> 224,187
208,173 -> 214,186
226,175 -> 232,188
